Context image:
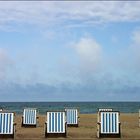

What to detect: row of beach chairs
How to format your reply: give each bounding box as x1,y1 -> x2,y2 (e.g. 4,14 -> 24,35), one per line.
0,108 -> 121,139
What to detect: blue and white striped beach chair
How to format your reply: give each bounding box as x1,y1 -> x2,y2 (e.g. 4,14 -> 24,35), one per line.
65,109 -> 79,127
97,111 -> 121,138
0,112 -> 15,138
45,111 -> 67,138
22,108 -> 37,127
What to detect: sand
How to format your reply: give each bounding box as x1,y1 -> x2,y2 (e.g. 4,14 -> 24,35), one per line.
13,113 -> 140,140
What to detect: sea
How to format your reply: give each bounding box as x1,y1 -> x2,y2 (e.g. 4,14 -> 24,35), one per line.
0,102 -> 140,114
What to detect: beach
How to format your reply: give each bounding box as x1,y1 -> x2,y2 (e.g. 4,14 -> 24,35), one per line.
14,113 -> 140,140
1,1 -> 140,139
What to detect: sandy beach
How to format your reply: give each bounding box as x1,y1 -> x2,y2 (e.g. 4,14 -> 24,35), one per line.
13,113 -> 140,140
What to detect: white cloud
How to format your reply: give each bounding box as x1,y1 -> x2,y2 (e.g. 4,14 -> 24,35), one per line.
0,1 -> 140,30
73,37 -> 102,73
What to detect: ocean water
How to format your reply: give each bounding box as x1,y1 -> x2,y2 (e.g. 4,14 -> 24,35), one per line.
0,102 -> 139,114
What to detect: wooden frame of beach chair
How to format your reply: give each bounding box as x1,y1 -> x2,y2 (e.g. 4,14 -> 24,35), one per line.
65,108 -> 79,127
139,109 -> 140,127
97,111 -> 121,138
22,108 -> 38,127
45,111 -> 67,138
0,112 -> 16,138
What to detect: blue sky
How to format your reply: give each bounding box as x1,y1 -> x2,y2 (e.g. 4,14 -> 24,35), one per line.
0,1 -> 140,101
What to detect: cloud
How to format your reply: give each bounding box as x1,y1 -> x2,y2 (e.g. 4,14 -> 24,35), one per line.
1,1 -> 140,101
0,1 -> 140,31
55,37 -> 103,85
0,82 -> 58,101
73,37 -> 102,73
0,79 -> 139,101
61,29 -> 140,100
1,32 -> 140,101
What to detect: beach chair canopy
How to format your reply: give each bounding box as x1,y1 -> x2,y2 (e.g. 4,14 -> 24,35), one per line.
0,112 -> 14,135
65,109 -> 78,125
46,111 -> 66,133
100,111 -> 119,134
23,108 -> 37,125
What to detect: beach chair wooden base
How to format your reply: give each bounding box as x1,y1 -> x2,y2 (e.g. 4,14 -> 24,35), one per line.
98,133 -> 121,138
97,123 -> 121,138
0,134 -> 14,139
45,122 -> 67,138
67,124 -> 79,127
45,133 -> 66,138
22,123 -> 37,127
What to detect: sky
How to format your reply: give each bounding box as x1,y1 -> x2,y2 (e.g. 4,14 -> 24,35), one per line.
0,1 -> 140,101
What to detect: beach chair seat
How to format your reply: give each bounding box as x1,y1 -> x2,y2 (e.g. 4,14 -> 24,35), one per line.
22,108 -> 38,127
97,111 -> 121,138
65,108 -> 79,127
0,112 -> 15,138
45,111 -> 67,138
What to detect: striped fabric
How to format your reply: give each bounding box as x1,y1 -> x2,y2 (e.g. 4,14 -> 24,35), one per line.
47,112 -> 65,133
99,109 -> 113,112
23,108 -> 37,125
65,109 -> 78,125
0,113 -> 14,134
100,112 -> 119,134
